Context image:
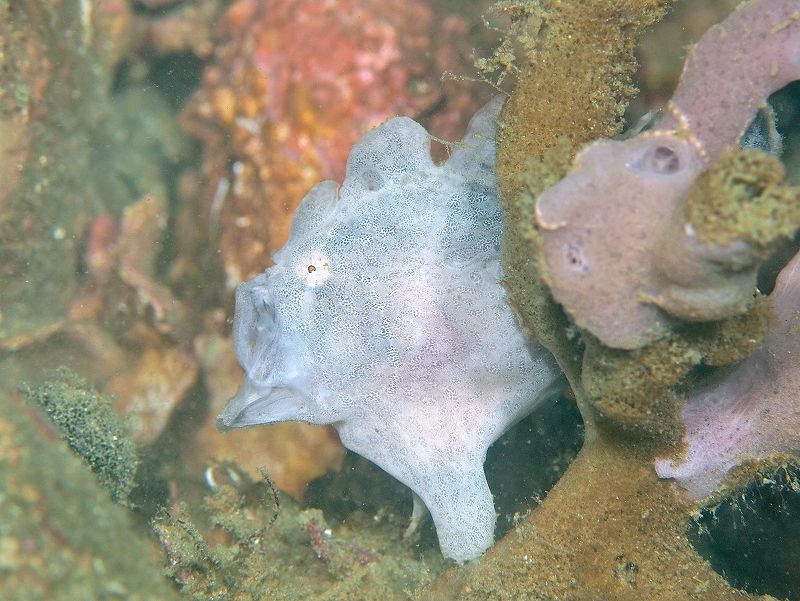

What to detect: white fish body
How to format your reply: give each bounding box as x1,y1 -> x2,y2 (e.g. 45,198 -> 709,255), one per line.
218,97 -> 563,562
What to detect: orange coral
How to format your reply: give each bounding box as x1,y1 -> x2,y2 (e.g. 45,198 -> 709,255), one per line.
179,0 -> 489,285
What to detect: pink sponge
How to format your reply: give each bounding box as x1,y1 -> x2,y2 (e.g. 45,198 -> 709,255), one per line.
535,0 -> 800,349
656,249 -> 800,499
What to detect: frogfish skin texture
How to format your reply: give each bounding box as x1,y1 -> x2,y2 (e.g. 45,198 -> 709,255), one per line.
217,97 -> 564,562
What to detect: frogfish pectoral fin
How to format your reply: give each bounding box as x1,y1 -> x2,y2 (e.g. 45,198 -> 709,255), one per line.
416,460 -> 495,563
216,377 -> 306,431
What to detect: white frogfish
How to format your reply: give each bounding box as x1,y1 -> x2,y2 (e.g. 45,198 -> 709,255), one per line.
217,97 -> 563,562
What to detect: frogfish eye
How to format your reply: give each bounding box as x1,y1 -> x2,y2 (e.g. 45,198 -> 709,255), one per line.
299,250 -> 332,287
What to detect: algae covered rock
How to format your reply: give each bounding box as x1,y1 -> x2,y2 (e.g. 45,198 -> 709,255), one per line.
0,384 -> 179,601
21,367 -> 139,504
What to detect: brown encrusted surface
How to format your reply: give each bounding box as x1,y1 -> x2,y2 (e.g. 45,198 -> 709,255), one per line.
581,297 -> 773,431
496,0 -> 675,202
422,439 -> 754,601
581,333 -> 698,431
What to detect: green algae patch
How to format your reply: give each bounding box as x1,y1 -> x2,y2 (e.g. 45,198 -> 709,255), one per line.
21,367 -> 139,505
153,471 -> 448,601
686,147 -> 800,251
0,386 -> 179,601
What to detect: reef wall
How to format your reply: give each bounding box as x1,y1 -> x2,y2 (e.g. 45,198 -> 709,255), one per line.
424,0 -> 799,599
2,0 -> 798,600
